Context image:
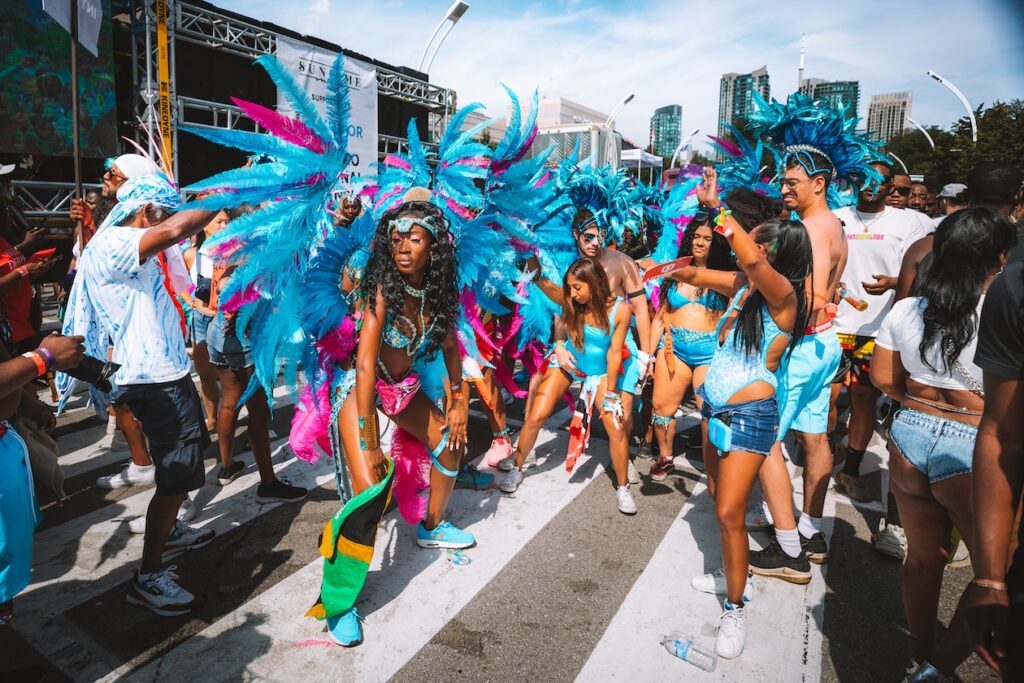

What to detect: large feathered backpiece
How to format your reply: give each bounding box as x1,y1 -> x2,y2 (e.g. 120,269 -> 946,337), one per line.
746,92 -> 889,208
179,52 -> 357,403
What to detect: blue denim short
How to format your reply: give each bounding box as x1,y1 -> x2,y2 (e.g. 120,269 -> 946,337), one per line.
697,386 -> 779,456
191,310 -> 214,346
207,314 -> 254,371
889,408 -> 977,483
660,327 -> 716,367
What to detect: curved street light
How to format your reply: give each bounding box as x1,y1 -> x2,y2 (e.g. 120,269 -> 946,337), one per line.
926,70 -> 978,143
889,151 -> 910,175
670,127 -> 701,168
418,1 -> 470,73
603,92 -> 635,129
906,116 -> 935,151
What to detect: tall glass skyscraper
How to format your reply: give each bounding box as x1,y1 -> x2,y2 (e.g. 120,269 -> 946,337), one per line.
717,66 -> 771,140
649,104 -> 682,158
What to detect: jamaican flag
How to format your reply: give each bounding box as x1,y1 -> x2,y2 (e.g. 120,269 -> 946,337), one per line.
306,458 -> 394,620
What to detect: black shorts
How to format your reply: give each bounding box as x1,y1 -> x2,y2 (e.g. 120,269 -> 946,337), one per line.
113,375 -> 210,496
832,333 -> 876,388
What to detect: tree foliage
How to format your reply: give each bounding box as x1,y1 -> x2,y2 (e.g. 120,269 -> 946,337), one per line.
886,100 -> 1024,189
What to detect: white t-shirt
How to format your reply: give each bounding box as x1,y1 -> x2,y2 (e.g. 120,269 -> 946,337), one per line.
832,206 -> 935,336
78,225 -> 190,385
875,296 -> 984,391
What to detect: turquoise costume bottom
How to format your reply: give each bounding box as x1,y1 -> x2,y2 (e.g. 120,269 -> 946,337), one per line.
0,426 -> 40,604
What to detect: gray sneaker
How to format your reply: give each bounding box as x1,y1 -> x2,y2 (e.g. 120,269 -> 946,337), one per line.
499,468 -> 524,494
498,451 -> 536,472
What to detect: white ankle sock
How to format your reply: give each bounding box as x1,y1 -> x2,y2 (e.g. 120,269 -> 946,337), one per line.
776,527 -> 802,558
798,513 -> 822,539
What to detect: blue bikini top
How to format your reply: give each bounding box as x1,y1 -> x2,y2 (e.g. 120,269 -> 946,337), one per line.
666,283 -> 726,311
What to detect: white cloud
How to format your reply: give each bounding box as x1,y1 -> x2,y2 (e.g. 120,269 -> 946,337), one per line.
222,0 -> 1024,153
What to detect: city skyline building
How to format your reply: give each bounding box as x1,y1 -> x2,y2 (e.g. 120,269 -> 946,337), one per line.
717,66 -> 771,140
649,104 -> 682,158
867,91 -> 913,143
799,78 -> 861,119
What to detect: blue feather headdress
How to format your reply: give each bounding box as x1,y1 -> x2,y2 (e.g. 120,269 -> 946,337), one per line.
746,92 -> 890,208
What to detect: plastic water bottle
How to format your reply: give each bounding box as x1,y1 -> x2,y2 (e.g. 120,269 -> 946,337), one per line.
661,633 -> 717,672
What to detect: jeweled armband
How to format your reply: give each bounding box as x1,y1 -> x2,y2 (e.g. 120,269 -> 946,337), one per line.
358,414 -> 380,451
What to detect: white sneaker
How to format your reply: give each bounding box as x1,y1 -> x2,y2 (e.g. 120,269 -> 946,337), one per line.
498,451 -> 536,472
872,518 -> 908,561
627,460 -> 640,485
97,463 -> 155,489
715,606 -> 746,659
616,486 -> 637,515
499,468 -> 524,494
128,498 -> 201,535
690,568 -> 755,602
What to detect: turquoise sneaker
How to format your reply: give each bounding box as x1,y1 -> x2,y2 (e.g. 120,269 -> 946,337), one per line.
327,607 -> 363,647
455,464 -> 495,490
416,520 -> 476,549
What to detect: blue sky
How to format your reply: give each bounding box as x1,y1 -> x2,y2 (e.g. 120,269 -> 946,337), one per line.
218,0 -> 1024,153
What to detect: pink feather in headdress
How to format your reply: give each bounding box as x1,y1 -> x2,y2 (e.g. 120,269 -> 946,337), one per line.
230,98 -> 326,154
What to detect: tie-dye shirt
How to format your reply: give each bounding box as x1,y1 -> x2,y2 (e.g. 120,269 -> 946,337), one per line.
76,225 -> 190,386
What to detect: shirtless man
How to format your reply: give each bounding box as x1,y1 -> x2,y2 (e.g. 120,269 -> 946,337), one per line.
748,148 -> 847,583
524,208 -> 653,461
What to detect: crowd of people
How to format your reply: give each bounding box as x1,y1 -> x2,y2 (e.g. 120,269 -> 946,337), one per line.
1,54 -> 1023,682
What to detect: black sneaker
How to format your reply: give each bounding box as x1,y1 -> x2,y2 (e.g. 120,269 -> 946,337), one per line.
767,526 -> 830,564
636,440 -> 654,460
216,460 -> 246,486
255,478 -> 309,504
748,541 -> 812,584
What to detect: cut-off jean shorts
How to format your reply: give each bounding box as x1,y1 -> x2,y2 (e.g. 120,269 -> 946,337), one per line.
889,408 -> 977,484
696,386 -> 779,457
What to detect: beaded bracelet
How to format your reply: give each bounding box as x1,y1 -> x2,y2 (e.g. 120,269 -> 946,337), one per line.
971,578 -> 1008,591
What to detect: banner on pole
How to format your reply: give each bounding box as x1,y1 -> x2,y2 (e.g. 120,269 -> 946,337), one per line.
0,0 -> 116,157
155,0 -> 173,169
42,0 -> 103,57
275,35 -> 378,178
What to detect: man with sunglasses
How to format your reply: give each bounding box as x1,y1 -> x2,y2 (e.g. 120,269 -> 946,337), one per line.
886,171 -> 913,209
748,147 -> 847,583
827,160 -> 935,558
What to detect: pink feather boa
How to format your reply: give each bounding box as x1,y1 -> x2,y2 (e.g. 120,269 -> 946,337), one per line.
390,427 -> 431,524
289,382 -> 332,464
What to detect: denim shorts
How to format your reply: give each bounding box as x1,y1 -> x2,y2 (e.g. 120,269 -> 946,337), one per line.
191,310 -> 214,346
660,327 -> 716,367
889,408 -> 977,483
207,314 -> 253,371
697,386 -> 779,456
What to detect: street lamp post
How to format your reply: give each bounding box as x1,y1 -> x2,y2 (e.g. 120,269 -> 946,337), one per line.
670,127 -> 700,168
906,117 -> 935,151
603,92 -> 635,129
926,70 -> 978,143
418,1 -> 470,73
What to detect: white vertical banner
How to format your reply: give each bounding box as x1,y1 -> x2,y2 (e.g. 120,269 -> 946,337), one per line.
275,35 -> 378,177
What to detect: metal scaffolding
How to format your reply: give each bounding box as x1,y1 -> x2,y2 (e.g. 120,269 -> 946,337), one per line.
119,0 -> 452,173
11,181 -> 102,219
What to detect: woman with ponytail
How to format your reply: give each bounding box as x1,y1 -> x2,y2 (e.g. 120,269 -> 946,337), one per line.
871,207 -> 1016,681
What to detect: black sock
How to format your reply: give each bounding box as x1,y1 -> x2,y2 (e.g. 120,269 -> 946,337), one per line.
887,492 -> 901,527
842,447 -> 866,476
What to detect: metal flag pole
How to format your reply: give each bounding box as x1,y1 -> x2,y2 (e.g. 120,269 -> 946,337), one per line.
69,0 -> 82,201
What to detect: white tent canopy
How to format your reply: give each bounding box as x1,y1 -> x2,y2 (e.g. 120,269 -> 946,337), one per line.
620,148 -> 663,169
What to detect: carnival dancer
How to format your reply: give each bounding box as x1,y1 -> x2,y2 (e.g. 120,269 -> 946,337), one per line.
647,215 -> 733,481
741,93 -> 887,578
671,166 -> 813,658
500,257 -> 637,514
181,54 -> 529,647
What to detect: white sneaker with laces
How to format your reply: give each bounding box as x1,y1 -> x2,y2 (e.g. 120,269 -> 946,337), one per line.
715,606 -> 746,659
872,518 -> 908,561
616,486 -> 637,515
127,565 -> 195,616
97,463 -> 155,489
690,568 -> 755,602
626,460 -> 640,485
499,468 -> 524,494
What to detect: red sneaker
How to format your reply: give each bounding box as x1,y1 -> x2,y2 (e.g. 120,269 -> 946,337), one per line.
649,455 -> 674,482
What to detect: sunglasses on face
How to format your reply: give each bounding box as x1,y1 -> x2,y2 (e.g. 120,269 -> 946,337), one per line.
891,186 -> 911,197
580,232 -> 601,244
104,168 -> 127,182
778,177 -> 809,190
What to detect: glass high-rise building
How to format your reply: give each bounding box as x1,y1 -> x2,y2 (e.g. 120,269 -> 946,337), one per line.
799,78 -> 861,119
649,104 -> 682,158
867,91 -> 913,143
717,66 -> 771,140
